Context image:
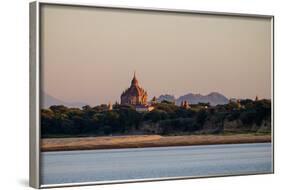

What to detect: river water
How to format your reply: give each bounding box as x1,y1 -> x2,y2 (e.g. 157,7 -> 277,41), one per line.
41,143 -> 272,185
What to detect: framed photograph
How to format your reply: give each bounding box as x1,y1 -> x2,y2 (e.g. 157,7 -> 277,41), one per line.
29,1 -> 274,188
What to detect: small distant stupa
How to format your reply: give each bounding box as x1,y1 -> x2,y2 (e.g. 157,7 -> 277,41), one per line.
108,101 -> 113,110
151,96 -> 157,105
180,100 -> 190,109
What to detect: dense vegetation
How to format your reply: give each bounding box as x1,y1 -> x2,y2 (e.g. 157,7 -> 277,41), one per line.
41,99 -> 271,138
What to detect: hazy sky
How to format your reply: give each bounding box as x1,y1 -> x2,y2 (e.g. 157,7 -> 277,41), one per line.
41,4 -> 272,106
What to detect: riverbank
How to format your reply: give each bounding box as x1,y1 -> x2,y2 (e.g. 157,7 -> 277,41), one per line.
41,134 -> 271,152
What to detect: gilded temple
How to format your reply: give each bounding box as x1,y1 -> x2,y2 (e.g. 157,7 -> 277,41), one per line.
121,72 -> 148,105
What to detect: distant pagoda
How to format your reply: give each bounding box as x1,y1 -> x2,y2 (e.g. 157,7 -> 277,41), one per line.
121,72 -> 148,105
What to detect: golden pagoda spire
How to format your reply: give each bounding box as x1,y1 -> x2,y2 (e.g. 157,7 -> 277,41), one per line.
131,70 -> 138,86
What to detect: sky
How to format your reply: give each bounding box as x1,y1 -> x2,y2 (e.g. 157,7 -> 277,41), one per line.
41,4 -> 272,106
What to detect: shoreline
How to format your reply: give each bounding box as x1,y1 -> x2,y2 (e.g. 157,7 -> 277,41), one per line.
41,134 -> 271,152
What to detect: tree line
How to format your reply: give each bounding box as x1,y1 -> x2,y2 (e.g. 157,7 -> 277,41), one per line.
41,99 -> 271,137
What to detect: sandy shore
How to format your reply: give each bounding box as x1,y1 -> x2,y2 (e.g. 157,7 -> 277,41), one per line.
41,134 -> 271,152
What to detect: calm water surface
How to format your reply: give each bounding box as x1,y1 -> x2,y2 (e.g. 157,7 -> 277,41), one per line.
41,143 -> 272,185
